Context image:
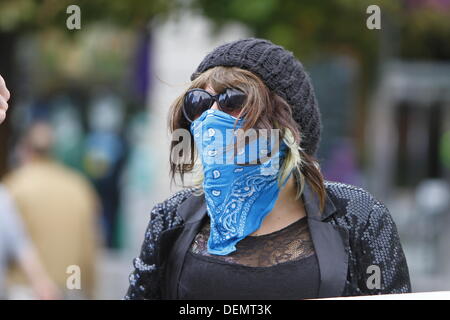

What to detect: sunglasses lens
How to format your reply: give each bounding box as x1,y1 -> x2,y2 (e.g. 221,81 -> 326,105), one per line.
218,89 -> 246,112
183,90 -> 213,121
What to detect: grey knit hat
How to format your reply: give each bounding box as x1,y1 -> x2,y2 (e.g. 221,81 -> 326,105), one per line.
190,38 -> 321,156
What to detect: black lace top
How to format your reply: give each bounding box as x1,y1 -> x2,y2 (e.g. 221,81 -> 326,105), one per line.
126,182 -> 412,300
178,215 -> 320,300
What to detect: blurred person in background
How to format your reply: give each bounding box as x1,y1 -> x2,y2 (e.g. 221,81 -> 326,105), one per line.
83,93 -> 128,249
2,121 -> 101,299
0,76 -> 61,299
0,184 -> 60,299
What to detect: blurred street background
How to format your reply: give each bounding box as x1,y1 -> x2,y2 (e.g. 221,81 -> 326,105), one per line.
0,0 -> 450,299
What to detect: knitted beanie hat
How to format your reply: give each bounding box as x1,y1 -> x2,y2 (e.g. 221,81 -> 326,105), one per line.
190,38 -> 321,156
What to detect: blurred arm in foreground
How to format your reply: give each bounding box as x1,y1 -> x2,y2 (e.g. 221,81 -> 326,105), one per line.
0,74 -> 10,124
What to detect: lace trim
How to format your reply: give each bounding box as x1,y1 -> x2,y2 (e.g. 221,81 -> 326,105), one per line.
190,215 -> 315,267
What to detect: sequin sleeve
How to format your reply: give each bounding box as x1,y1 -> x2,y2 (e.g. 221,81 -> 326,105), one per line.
124,203 -> 165,300
124,188 -> 193,300
357,201 -> 412,295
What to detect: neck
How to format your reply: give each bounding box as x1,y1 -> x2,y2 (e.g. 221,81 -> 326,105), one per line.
278,174 -> 299,204
249,174 -> 306,236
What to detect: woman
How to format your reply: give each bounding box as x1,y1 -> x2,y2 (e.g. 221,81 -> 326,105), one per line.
125,38 -> 411,300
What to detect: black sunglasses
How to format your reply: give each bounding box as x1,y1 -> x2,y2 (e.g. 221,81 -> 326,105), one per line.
182,88 -> 246,123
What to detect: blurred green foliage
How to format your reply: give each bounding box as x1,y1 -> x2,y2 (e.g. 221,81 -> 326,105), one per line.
399,7 -> 450,60
190,0 -> 403,72
0,0 -> 187,89
190,0 -> 450,60
0,0 -> 448,69
191,0 -> 393,57
0,0 -> 183,32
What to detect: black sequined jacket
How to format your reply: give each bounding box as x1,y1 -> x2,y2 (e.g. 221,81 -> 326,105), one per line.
125,180 -> 411,299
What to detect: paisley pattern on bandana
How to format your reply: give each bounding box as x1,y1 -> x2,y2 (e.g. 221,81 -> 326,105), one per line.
190,109 -> 289,255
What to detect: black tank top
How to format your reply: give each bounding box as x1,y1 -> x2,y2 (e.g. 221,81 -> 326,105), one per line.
178,215 -> 320,300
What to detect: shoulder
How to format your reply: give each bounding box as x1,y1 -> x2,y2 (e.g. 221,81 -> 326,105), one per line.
324,183 -> 411,294
148,187 -> 199,231
324,180 -> 391,228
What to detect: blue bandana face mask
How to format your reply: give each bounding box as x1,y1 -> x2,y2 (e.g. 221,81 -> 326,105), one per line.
190,108 -> 291,255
